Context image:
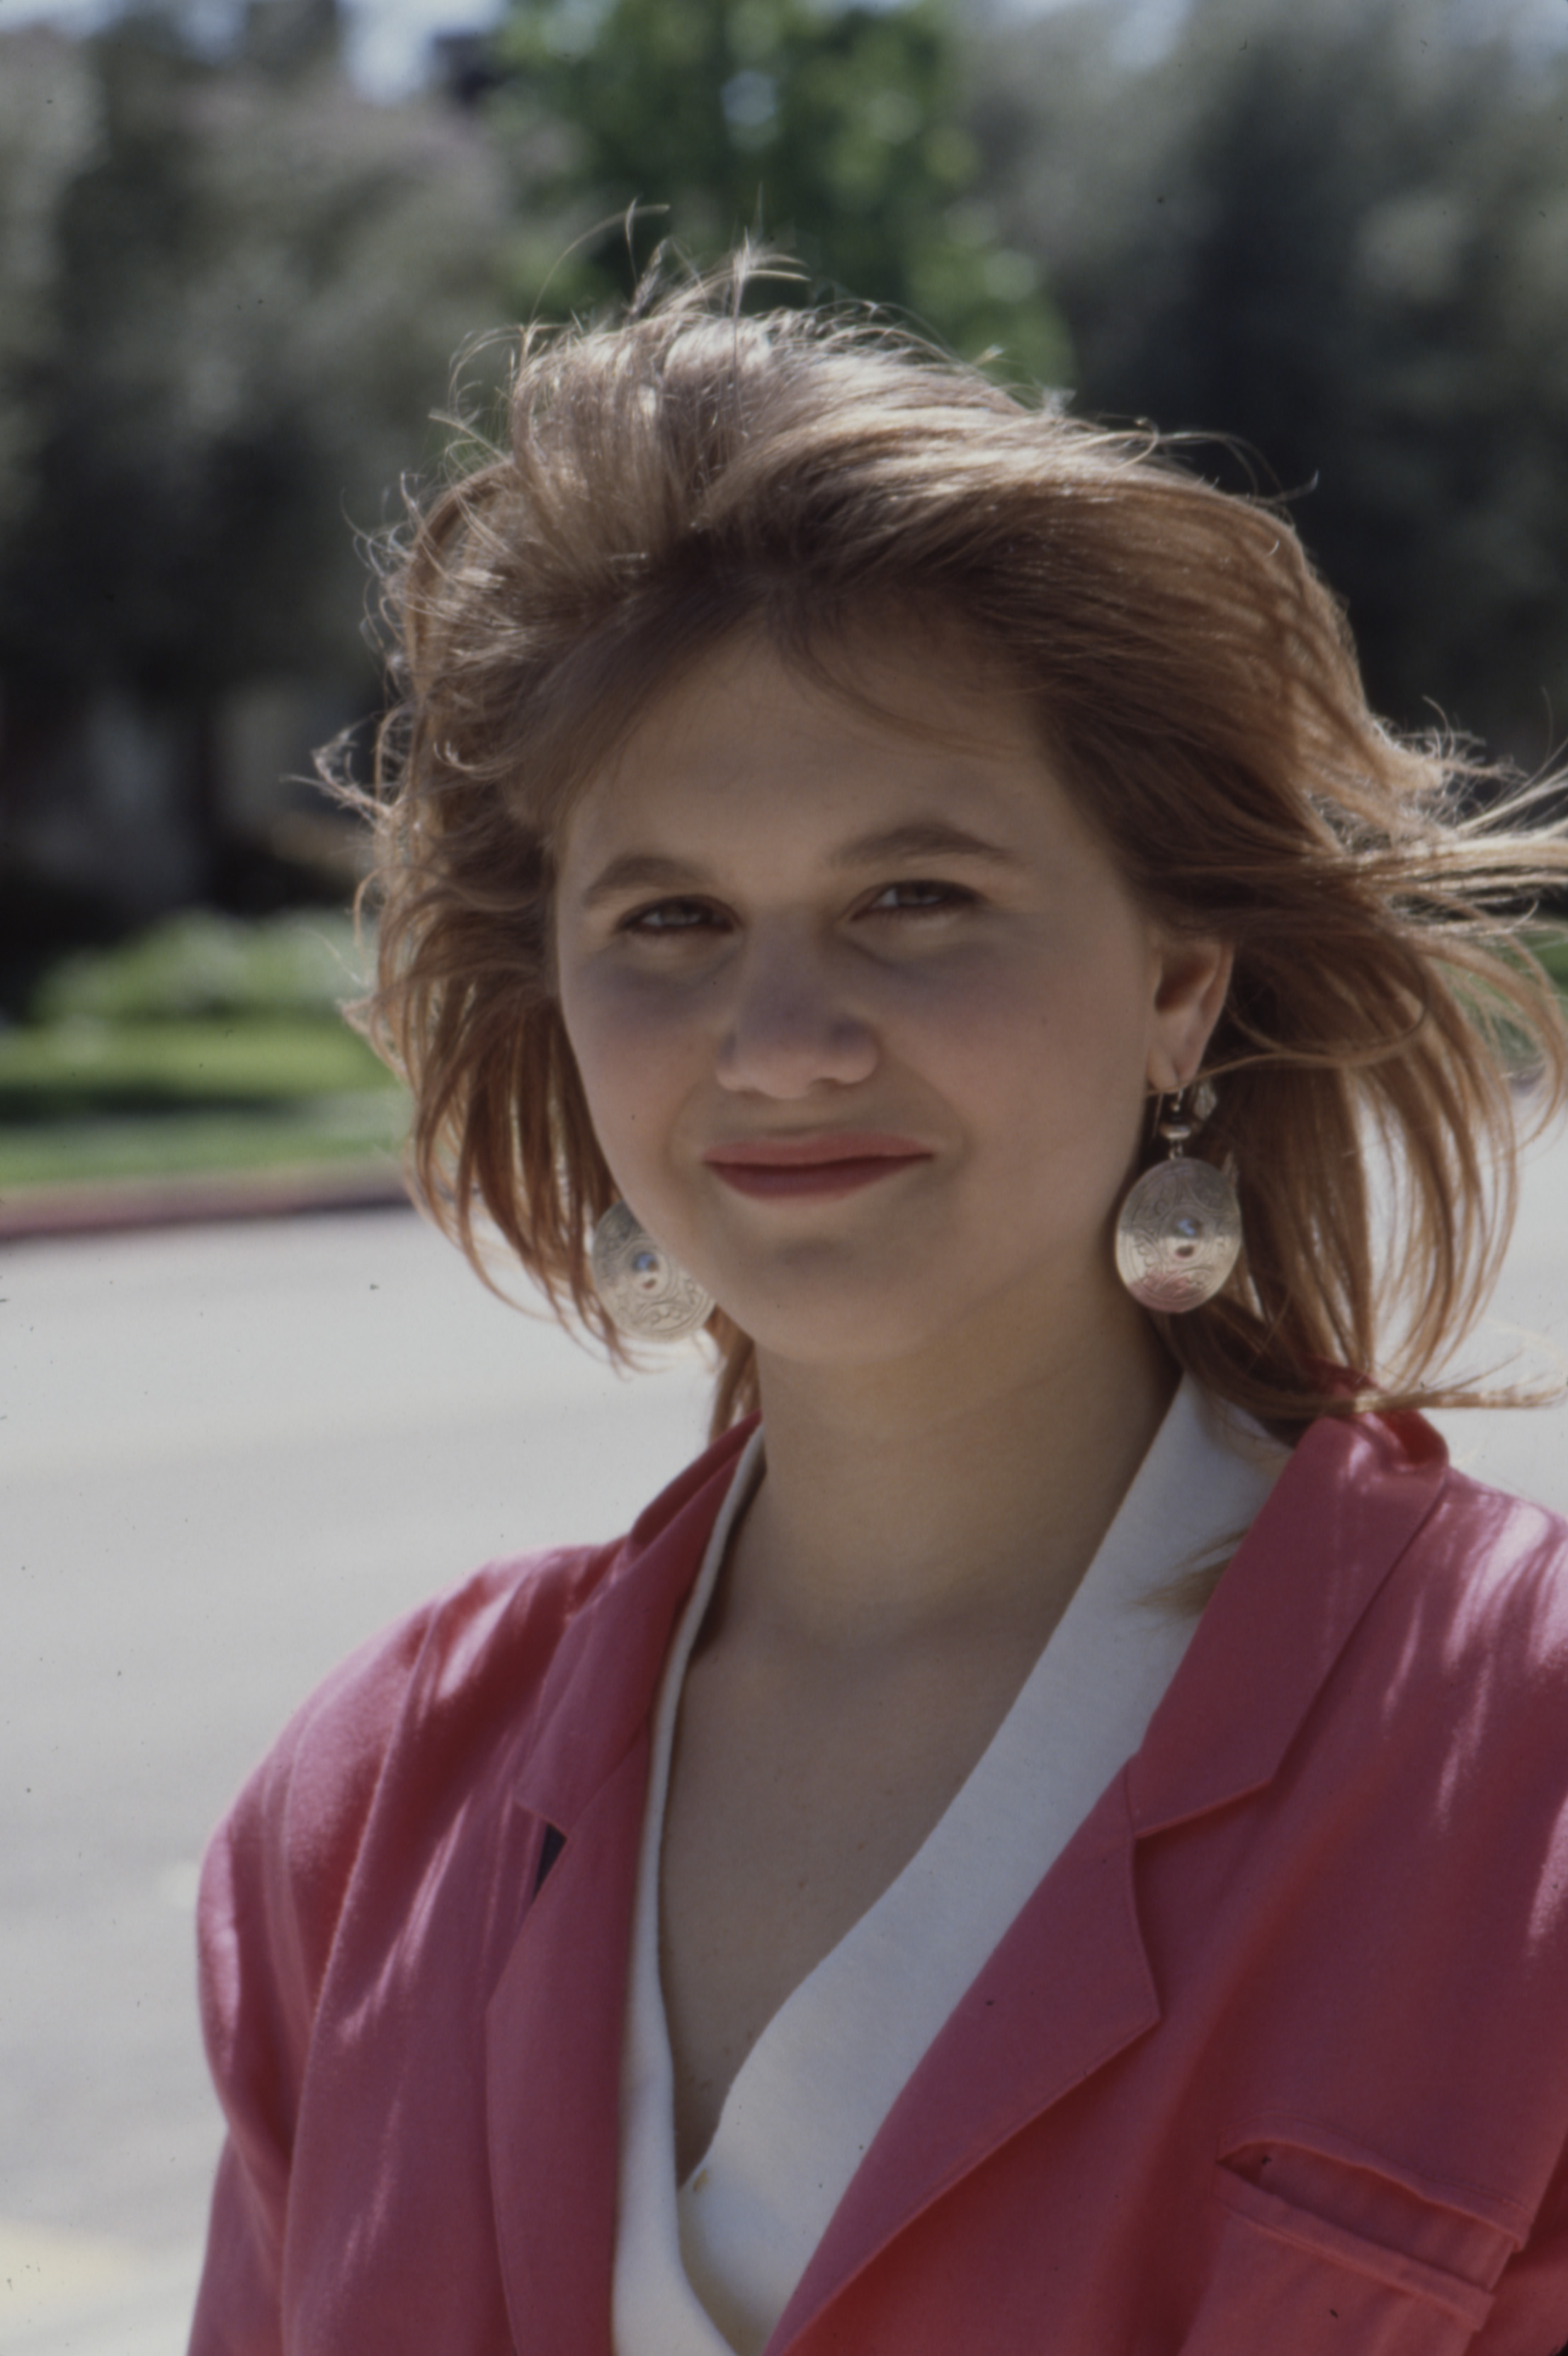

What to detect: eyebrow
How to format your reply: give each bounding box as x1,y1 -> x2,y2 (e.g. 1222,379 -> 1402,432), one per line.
836,821 -> 1018,871
576,821 -> 1018,911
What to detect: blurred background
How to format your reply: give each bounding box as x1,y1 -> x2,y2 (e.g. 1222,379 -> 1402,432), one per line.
2,0 -> 1568,1216
4,0 -> 1568,2347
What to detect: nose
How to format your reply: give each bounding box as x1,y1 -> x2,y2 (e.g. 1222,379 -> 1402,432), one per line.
714,929 -> 878,1099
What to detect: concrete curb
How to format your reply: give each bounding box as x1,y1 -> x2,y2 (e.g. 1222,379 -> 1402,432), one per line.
0,1162 -> 414,1242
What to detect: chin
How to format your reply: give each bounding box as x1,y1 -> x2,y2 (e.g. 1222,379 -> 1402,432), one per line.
717,1279 -> 977,1374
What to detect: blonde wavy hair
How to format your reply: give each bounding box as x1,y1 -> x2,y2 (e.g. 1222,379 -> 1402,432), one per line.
342,251 -> 1568,1442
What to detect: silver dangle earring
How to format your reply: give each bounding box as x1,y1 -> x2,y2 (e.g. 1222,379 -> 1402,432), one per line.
1113,1082 -> 1243,1314
589,1201 -> 714,1342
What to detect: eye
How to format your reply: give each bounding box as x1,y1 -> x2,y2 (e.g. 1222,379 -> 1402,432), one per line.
618,896 -> 727,935
862,880 -> 978,917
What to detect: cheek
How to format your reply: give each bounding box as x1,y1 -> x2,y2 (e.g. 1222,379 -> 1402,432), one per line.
557,963 -> 697,1156
924,941 -> 1154,1219
919,935 -> 1151,1101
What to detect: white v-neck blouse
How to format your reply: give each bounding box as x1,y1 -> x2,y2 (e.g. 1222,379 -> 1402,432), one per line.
611,1378 -> 1290,2356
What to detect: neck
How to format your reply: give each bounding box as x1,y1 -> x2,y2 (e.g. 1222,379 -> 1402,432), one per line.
721,1274 -> 1178,1659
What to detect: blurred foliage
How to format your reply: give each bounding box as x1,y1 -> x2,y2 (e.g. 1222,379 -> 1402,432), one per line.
0,0 -> 1562,751
1,0 -> 1566,1031
487,0 -> 1070,380
0,907 -> 402,1190
0,1012 -> 393,1117
30,908 -> 370,1024
1533,932 -> 1568,996
0,1086 -> 404,1189
0,4 -> 511,701
967,0 -> 1568,764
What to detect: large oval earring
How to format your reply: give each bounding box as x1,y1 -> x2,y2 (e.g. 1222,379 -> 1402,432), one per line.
1113,1084 -> 1243,1314
589,1201 -> 715,1342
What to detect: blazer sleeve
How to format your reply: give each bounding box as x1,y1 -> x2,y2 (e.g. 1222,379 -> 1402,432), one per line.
186,1599 -> 448,2356
1487,2133 -> 1568,2352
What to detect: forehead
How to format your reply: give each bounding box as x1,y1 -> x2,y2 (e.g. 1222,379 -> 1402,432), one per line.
555,627 -> 1075,868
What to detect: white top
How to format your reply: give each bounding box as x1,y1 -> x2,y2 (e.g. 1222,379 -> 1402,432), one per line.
611,1378 -> 1290,2356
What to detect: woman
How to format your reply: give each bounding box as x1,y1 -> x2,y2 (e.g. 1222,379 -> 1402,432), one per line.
191,257 -> 1568,2355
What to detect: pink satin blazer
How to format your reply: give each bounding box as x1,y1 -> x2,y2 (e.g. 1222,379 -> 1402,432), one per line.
190,1405 -> 1568,2355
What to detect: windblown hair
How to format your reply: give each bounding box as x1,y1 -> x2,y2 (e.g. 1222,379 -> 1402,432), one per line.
343,250 -> 1568,1441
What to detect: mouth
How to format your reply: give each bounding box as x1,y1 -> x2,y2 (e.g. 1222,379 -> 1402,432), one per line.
701,1132 -> 933,1201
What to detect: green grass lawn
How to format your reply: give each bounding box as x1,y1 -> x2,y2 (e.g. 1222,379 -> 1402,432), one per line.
0,1012 -> 408,1192
0,1012 -> 395,1113
0,1096 -> 408,1191
0,911 -> 411,1196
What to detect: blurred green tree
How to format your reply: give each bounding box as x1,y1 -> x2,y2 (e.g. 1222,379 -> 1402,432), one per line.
970,0 -> 1568,763
0,5 -> 510,703
487,0 -> 1069,383
0,31 -> 98,545
0,4 -> 513,940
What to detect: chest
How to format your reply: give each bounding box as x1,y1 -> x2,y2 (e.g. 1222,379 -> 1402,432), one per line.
657,1629 -> 1040,2179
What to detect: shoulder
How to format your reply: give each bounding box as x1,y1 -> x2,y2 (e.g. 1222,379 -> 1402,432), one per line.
1280,1403 -> 1568,1648
1374,1428 -> 1568,1676
1191,1408 -> 1568,1840
248,1541 -> 614,1858
1387,1449 -> 1568,1767
1286,1415 -> 1568,1818
196,1541 -> 614,2039
1421,1449 -> 1568,1590
198,1417 -> 753,2029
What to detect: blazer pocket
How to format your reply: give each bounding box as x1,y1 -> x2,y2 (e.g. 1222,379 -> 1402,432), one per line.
1177,2163 -> 1497,2355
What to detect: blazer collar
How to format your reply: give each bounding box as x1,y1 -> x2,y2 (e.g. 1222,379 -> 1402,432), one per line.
512,1413 -> 761,1835
772,1405 -> 1453,2352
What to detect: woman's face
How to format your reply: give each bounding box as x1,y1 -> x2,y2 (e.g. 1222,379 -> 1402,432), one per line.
553,630 -> 1229,1373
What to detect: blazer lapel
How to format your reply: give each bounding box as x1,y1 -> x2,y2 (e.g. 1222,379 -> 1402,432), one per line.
487,1740 -> 651,2356
770,1407 -> 1452,2352
1127,1405 -> 1449,1837
517,1415 -> 761,1838
485,1418 -> 760,2356
772,1765 -> 1157,2350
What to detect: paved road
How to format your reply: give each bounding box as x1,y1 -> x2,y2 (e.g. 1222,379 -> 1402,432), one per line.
2,1128 -> 1565,2350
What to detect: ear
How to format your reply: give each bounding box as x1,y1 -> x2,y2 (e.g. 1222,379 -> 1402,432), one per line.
1145,933 -> 1233,1094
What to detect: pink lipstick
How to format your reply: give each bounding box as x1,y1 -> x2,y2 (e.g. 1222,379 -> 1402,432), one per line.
702,1133 -> 932,1201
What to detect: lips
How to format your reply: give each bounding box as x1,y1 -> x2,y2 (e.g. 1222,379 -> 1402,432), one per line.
701,1132 -> 933,1201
